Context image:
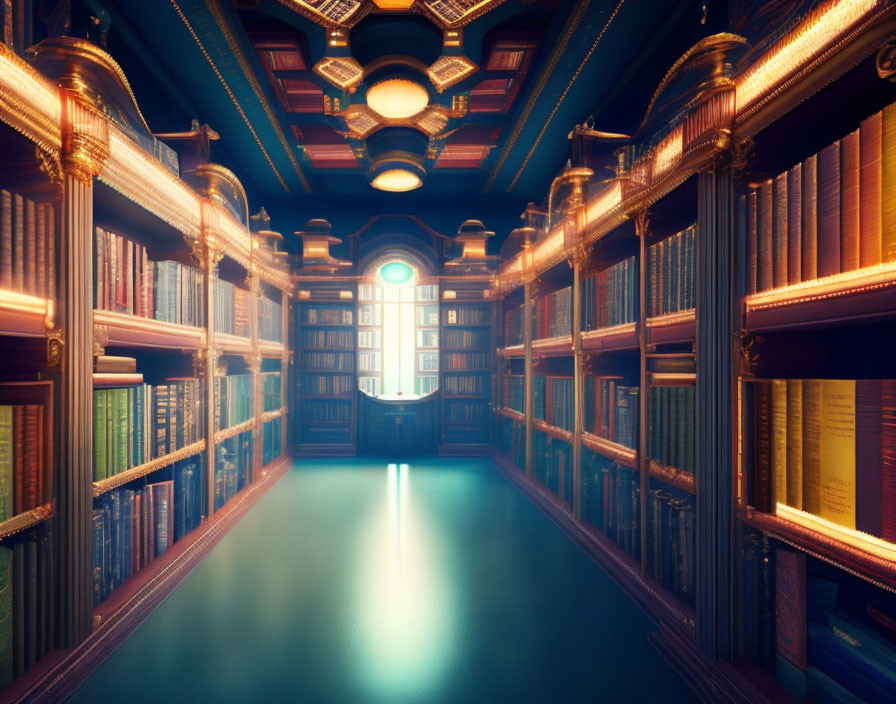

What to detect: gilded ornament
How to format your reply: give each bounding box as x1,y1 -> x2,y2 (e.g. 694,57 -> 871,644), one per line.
92,324 -> 108,357
46,329 -> 64,367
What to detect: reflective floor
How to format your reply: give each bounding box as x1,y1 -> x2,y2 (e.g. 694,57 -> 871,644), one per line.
70,458 -> 693,703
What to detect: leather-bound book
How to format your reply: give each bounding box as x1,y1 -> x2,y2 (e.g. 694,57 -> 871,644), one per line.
882,380 -> 896,542
22,405 -> 39,511
772,380 -> 788,506
787,165 -> 802,285
45,203 -> 54,301
24,198 -> 35,295
856,380 -> 882,537
24,540 -> 36,669
773,174 -> 789,287
841,129 -> 861,272
860,111 -> 883,267
819,380 -> 856,529
758,181 -> 774,291
35,203 -> 45,298
883,104 -> 896,262
817,141 -> 841,278
802,380 -> 822,515
754,381 -> 773,513
786,380 -> 803,509
94,355 -> 137,374
94,228 -> 105,310
0,190 -> 11,289
12,406 -> 22,515
801,154 -> 819,281
12,194 -> 23,292
775,548 -> 807,669
0,406 -> 11,522
11,542 -> 23,676
0,546 -> 12,687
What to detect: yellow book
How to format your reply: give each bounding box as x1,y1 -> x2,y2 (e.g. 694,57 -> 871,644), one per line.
819,380 -> 856,528
786,380 -> 803,510
772,380 -> 788,506
882,104 -> 896,261
802,380 -> 822,515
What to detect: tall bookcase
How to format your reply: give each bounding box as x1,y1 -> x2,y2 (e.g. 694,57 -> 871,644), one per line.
494,6 -> 896,700
0,37 -> 293,697
293,281 -> 357,456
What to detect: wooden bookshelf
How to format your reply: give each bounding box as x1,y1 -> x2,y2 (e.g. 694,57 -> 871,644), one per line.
0,290 -> 54,337
92,440 -> 207,497
581,432 -> 637,468
94,309 -> 205,350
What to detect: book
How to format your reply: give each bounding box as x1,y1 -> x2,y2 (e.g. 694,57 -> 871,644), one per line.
773,173 -> 788,287
0,546 -> 10,688
802,380 -> 822,515
787,164 -> 803,285
817,141 -> 842,278
757,181 -> 774,292
857,380 -> 882,536
786,379 -> 803,509
883,104 -> 896,263
94,356 -> 137,374
772,380 -> 788,506
802,154 -> 819,282
841,129 -> 861,272
819,380 -> 855,528
775,548 -> 807,669
0,407 -> 11,522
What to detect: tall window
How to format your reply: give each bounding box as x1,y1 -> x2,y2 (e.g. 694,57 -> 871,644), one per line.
358,259 -> 439,398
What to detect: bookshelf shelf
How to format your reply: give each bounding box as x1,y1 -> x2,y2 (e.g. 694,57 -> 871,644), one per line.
649,372 -> 696,387
92,439 -> 207,497
497,344 -> 525,357
743,263 -> 896,332
499,407 -> 525,423
533,418 -> 573,443
94,309 -> 204,350
645,310 -> 696,346
258,339 -> 285,357
581,432 -> 637,468
0,290 -> 54,337
0,501 -> 54,541
647,459 -> 696,495
581,322 -> 639,353
743,506 -> 896,592
261,407 -> 286,423
213,418 -> 256,444
531,335 -> 574,357
214,332 -> 253,356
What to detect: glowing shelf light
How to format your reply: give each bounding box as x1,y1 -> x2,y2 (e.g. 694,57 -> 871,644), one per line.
371,168 -> 423,192
585,181 -> 623,225
775,503 -> 896,563
366,79 -> 429,119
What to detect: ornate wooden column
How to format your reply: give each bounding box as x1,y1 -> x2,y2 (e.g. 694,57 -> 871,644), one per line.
58,89 -> 107,645
695,145 -> 744,658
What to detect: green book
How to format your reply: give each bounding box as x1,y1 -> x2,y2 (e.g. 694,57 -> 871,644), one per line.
116,388 -> 128,475
93,392 -> 107,482
0,407 -> 13,521
107,389 -> 117,479
0,546 -> 11,687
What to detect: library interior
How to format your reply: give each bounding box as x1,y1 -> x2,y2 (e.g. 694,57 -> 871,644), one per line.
1,0 -> 896,701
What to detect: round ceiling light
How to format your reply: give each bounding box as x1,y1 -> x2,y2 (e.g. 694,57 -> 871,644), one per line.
371,168 -> 423,192
366,78 -> 429,119
379,260 -> 415,284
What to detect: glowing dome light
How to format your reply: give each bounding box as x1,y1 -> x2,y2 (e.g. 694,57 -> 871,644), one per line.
366,79 -> 429,119
371,168 -> 423,192
379,261 -> 415,285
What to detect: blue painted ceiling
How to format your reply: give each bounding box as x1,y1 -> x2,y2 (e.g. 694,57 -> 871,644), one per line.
103,0 -> 716,240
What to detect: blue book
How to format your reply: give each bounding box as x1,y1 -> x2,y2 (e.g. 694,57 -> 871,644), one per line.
92,510 -> 104,606
808,627 -> 896,703
818,614 -> 896,694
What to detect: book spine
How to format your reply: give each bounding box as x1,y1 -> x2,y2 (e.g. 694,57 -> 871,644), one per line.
23,199 -> 35,295
0,407 -> 11,522
773,174 -> 788,288
786,380 -> 803,510
883,104 -> 896,262
12,194 -> 23,291
0,191 -> 11,289
802,155 -> 819,281
757,180 -> 774,291
802,380 -> 822,515
817,141 -> 842,278
786,165 -> 802,285
860,111 -> 883,267
856,380 -> 882,537
819,380 -> 856,529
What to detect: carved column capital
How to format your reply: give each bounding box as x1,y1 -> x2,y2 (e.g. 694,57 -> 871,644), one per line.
633,210 -> 651,239
60,91 -> 109,184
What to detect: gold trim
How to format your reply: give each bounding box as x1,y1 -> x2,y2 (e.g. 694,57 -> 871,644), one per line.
0,502 -> 54,541
214,418 -> 256,444
93,441 -> 207,497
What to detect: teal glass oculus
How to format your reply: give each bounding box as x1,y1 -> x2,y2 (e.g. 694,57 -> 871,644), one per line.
379,260 -> 414,285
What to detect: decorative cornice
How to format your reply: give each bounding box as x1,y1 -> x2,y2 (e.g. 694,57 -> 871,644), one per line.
168,0 -> 291,193
344,214 -> 450,240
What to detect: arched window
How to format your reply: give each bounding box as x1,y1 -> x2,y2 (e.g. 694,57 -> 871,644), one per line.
358,255 -> 439,398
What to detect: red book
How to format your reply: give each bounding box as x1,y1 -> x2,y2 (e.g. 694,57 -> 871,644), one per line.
754,381 -> 773,513
757,180 -> 774,291
35,203 -> 45,299
747,191 -> 758,294
882,381 -> 896,542
12,193 -> 23,291
801,154 -> 818,281
841,129 -> 861,272
856,380 -> 882,537
24,199 -> 35,296
817,141 -> 841,277
45,203 -> 55,301
775,548 -> 807,669
773,173 -> 788,287
860,111 -> 883,268
0,190 -> 11,289
786,164 -> 802,285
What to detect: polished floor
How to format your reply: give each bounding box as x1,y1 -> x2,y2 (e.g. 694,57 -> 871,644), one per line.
70,458 -> 694,703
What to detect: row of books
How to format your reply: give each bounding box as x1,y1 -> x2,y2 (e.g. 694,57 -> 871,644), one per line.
93,455 -> 203,605
744,378 -> 896,538
302,305 -> 353,325
443,329 -> 487,348
215,375 -> 253,431
214,432 -> 251,511
504,304 -> 523,347
300,351 -> 355,371
418,329 -> 439,347
503,375 -> 524,414
444,400 -> 486,423
358,304 -> 382,326
0,528 -> 55,687
584,376 -> 639,450
213,277 -> 250,337
301,329 -> 354,349
94,228 -> 153,318
535,287 -> 571,339
0,191 -> 55,300
262,418 -> 281,466
533,429 -> 571,498
301,373 -> 355,396
581,449 -> 640,559
648,386 -> 696,476
93,379 -> 204,481
257,297 -> 282,342
358,351 -> 380,373
302,399 -> 352,422
548,377 -> 574,432
647,225 -> 696,317
154,261 -> 205,328
743,105 -> 896,295
419,352 -> 438,372
417,306 -> 439,326
444,306 -> 489,326
500,415 -> 526,469
0,405 -> 48,518
582,256 -> 638,330
442,375 -> 484,396
649,487 -> 696,602
358,377 -> 380,397
261,371 -> 281,413
443,352 -> 489,370
358,330 -> 379,348
416,376 -> 438,396
300,423 -> 352,444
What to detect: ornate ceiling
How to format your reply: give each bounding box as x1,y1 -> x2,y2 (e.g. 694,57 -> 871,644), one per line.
106,0 -> 708,220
